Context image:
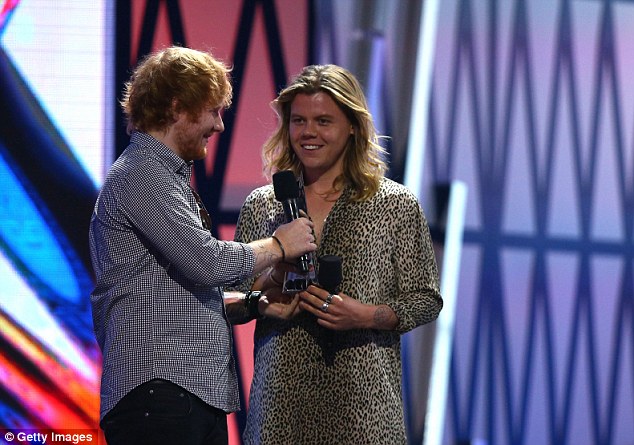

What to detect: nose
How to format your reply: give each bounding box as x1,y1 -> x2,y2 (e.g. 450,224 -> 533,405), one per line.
213,115 -> 225,132
302,120 -> 317,137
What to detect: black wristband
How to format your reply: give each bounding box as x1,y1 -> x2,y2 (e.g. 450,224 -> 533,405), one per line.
245,290 -> 263,320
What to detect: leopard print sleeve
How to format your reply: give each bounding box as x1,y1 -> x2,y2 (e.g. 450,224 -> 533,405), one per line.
320,178 -> 442,334
386,184 -> 443,332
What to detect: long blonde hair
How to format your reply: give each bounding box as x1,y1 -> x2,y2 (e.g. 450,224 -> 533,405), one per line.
262,64 -> 387,201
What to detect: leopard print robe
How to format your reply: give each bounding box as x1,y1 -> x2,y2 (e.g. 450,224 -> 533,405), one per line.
234,177 -> 442,445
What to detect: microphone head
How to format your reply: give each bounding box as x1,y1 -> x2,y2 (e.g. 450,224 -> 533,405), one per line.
273,170 -> 300,201
318,255 -> 342,294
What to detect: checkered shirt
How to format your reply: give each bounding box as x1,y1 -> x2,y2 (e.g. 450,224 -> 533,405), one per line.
89,132 -> 254,420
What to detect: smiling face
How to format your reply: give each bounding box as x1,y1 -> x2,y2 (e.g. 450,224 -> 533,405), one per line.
288,92 -> 354,181
172,106 -> 225,161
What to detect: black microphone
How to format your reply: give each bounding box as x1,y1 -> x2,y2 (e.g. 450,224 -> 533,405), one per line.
318,255 -> 342,294
273,170 -> 311,272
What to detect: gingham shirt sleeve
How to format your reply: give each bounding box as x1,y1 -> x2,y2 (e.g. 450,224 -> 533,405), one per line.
118,156 -> 255,286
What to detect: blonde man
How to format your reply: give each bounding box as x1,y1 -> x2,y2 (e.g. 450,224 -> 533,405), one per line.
234,64 -> 443,444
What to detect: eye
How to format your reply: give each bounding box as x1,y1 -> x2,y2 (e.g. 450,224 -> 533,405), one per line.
290,116 -> 304,124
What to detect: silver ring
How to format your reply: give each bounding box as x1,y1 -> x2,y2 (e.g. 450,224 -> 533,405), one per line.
321,302 -> 330,313
325,294 -> 334,304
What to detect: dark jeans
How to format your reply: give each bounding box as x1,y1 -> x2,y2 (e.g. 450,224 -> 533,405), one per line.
100,379 -> 228,445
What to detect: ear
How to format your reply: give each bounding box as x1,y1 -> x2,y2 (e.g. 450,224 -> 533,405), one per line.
171,98 -> 183,122
349,125 -> 354,135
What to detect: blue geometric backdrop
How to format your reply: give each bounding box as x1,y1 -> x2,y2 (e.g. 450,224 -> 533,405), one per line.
422,0 -> 634,443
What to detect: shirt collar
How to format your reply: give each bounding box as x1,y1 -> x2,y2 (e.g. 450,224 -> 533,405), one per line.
130,131 -> 192,178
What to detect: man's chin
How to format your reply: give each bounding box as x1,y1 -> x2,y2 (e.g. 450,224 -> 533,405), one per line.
193,147 -> 207,160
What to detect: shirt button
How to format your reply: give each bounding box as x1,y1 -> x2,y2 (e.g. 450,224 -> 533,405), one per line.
149,389 -> 154,395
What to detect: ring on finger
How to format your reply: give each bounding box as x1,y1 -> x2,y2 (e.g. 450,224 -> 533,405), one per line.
321,302 -> 330,313
325,294 -> 334,304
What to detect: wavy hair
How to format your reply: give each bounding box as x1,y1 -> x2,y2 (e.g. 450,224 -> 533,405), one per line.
121,46 -> 232,133
262,64 -> 387,201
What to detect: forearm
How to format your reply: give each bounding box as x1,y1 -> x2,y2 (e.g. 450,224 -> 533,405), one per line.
252,268 -> 285,292
364,304 -> 399,330
224,292 -> 251,325
248,238 -> 284,275
224,291 -> 262,325
245,217 -> 316,275
358,304 -> 398,331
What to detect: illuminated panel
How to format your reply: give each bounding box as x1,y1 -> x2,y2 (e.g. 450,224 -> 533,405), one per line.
0,297 -> 99,408
2,0 -> 111,186
423,181 -> 467,445
0,0 -> 111,432
0,352 -> 92,428
404,0 -> 440,197
0,0 -> 19,33
0,159 -> 81,303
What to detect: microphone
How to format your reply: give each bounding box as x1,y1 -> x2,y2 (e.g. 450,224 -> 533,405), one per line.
273,170 -> 311,272
318,255 -> 342,294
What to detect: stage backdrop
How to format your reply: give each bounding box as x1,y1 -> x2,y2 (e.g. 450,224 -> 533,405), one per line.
0,0 -> 111,437
312,1 -> 634,444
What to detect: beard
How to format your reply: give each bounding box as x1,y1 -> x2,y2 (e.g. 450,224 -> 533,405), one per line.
174,118 -> 212,161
